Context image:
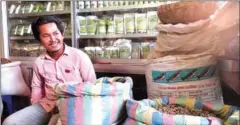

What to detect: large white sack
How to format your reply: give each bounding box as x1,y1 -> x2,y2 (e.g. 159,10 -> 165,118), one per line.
1,61 -> 30,96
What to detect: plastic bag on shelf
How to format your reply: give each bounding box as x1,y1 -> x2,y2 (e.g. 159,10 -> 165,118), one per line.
124,13 -> 135,34
86,16 -> 98,35
114,39 -> 132,59
106,17 -> 114,34
114,15 -> 124,34
135,13 -> 147,33
147,11 -> 159,33
97,18 -> 107,35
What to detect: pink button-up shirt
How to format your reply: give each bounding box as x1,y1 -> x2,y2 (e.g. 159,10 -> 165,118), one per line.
31,45 -> 96,112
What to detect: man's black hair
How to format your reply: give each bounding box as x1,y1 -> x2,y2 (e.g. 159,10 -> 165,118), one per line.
31,16 -> 64,41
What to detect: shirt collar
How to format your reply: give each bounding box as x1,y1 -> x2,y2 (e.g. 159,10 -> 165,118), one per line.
41,44 -> 70,60
63,44 -> 70,56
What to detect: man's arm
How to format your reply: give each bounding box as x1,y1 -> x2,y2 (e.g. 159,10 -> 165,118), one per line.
80,53 -> 97,83
31,63 -> 44,104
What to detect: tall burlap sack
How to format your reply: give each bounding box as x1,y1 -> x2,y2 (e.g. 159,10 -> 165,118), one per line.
145,54 -> 223,103
149,1 -> 239,59
157,1 -> 217,24
155,17 -> 211,34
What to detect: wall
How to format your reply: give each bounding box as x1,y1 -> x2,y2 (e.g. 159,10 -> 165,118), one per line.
0,1 -> 9,58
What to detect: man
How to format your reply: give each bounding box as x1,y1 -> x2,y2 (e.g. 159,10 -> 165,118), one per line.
3,16 -> 96,125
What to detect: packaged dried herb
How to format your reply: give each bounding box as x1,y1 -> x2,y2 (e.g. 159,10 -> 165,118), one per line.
97,19 -> 106,35
147,11 -> 158,33
95,47 -> 104,58
131,43 -> 141,59
114,39 -> 132,59
86,16 -> 98,35
106,17 -> 114,34
78,16 -> 87,35
141,42 -> 150,59
110,47 -> 119,58
135,13 -> 147,33
9,4 -> 17,14
114,15 -> 124,34
124,13 -> 135,33
104,47 -> 111,59
84,47 -> 95,58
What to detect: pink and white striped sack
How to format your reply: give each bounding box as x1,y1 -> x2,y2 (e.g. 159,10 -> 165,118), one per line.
49,77 -> 133,125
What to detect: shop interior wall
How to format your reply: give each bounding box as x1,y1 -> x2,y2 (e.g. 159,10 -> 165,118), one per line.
0,1 -> 9,58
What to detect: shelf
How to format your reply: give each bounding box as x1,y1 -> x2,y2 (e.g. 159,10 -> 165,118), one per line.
10,36 -> 72,40
10,36 -> 34,40
93,59 -> 147,74
93,58 -> 147,65
9,57 -> 147,74
9,10 -> 71,18
78,1 -> 179,13
78,3 -> 162,13
79,33 -> 158,39
10,56 -> 37,61
94,64 -> 146,74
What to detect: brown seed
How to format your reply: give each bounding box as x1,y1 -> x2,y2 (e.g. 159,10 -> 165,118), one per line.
158,105 -> 217,117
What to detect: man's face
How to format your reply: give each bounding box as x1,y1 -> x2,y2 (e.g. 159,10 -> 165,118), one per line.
39,23 -> 64,53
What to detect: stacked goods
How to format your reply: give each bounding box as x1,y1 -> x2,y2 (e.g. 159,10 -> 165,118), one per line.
123,97 -> 240,125
77,11 -> 159,35
8,1 -> 68,14
76,1 -> 167,10
46,77 -> 133,125
145,54 -> 223,102
10,42 -> 46,57
84,39 -> 155,59
10,20 -> 71,36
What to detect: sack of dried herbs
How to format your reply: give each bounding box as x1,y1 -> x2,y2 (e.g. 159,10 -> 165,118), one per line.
123,97 -> 240,125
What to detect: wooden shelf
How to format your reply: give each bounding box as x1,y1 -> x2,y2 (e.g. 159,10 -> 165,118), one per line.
79,33 -> 158,39
78,4 -> 160,13
9,10 -> 71,18
9,57 -> 147,74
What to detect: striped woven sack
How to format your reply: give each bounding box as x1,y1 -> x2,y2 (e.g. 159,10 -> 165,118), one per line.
124,97 -> 240,125
51,77 -> 133,125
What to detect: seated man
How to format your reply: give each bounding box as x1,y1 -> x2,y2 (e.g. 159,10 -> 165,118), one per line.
3,16 -> 96,125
